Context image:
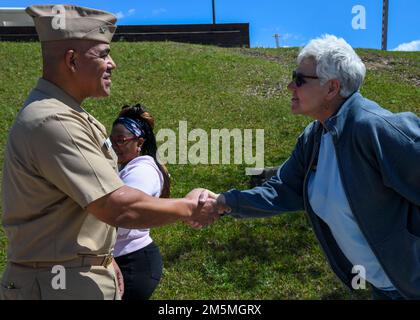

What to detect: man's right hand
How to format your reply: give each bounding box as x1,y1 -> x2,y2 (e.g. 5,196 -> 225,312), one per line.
184,189 -> 231,229
184,188 -> 219,228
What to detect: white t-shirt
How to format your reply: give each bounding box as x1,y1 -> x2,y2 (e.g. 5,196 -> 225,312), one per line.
113,155 -> 164,257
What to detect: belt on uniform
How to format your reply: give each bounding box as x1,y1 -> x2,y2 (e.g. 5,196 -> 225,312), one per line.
11,254 -> 114,269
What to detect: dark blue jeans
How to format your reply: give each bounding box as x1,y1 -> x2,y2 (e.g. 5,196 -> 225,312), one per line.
371,286 -> 405,300
115,241 -> 163,300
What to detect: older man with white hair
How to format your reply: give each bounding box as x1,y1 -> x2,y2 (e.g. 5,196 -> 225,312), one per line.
210,34 -> 420,300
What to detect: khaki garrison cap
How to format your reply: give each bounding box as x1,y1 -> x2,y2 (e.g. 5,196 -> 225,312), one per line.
25,4 -> 117,43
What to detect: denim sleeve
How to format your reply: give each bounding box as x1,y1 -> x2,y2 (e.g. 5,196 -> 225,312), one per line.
361,111 -> 420,206
222,136 -> 306,219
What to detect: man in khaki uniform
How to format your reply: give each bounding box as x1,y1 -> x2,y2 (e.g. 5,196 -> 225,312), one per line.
0,4 -> 218,300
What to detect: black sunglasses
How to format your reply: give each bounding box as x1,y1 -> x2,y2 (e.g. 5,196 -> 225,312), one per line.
292,70 -> 319,87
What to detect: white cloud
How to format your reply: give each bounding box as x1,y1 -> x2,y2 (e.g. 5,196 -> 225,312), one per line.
115,11 -> 124,19
115,9 -> 136,20
393,40 -> 420,52
152,8 -> 167,15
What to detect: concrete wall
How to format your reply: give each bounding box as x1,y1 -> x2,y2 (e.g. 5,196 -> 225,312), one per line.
0,8 -> 33,27
0,23 -> 250,48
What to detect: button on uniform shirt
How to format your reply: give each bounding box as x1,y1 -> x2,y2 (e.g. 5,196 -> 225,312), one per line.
1,78 -> 125,263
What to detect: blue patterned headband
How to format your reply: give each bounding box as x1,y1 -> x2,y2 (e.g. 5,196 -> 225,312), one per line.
116,117 -> 145,138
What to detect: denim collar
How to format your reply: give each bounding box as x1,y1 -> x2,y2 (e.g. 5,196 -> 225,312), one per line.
322,91 -> 362,143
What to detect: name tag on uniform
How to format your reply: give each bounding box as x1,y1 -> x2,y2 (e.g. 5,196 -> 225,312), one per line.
104,138 -> 113,150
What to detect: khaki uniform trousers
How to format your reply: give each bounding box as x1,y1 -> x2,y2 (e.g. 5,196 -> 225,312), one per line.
0,257 -> 121,300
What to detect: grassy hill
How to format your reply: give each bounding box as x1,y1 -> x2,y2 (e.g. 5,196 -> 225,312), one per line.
0,41 -> 418,299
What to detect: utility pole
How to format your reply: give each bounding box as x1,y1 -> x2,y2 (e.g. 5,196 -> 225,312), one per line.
212,0 -> 216,24
381,0 -> 389,50
273,34 -> 280,48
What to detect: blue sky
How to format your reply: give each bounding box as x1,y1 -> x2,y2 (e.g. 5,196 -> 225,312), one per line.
1,0 -> 419,50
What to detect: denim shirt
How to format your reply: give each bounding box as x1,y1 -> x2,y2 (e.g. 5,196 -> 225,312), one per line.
223,92 -> 420,299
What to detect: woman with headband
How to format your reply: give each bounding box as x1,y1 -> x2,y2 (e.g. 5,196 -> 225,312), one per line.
110,104 -> 170,300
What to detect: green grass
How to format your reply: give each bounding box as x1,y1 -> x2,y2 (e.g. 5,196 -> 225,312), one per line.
0,41 -> 418,299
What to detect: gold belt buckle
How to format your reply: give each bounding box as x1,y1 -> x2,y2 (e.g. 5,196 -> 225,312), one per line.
102,254 -> 113,267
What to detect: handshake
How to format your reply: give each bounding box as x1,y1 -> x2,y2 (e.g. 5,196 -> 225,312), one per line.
183,188 -> 232,229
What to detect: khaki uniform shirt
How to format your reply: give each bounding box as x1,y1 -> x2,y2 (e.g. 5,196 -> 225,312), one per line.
1,78 -> 124,263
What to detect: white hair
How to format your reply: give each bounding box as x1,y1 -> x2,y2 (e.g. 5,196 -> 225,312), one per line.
297,34 -> 366,98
